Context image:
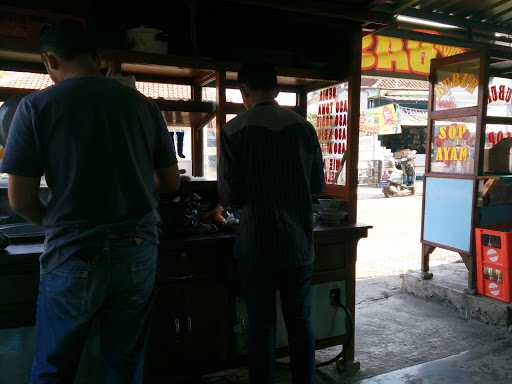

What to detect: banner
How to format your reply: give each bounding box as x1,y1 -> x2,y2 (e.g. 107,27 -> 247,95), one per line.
397,105 -> 428,127
362,35 -> 466,78
360,104 -> 399,135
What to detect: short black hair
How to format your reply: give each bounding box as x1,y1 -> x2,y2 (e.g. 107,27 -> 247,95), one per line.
40,21 -> 96,60
238,57 -> 277,92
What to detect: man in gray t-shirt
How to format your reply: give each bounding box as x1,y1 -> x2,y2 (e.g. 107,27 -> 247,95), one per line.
1,22 -> 180,383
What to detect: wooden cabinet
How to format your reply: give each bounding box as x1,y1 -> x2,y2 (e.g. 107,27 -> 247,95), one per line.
0,248 -> 41,329
182,280 -> 232,368
144,284 -> 183,377
0,225 -> 369,381
144,225 -> 369,379
145,235 -> 234,380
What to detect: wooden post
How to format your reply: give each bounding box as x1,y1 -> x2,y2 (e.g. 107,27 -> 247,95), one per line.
191,83 -> 204,177
421,244 -> 435,280
346,27 -> 362,224
215,70 -> 227,162
297,88 -> 308,119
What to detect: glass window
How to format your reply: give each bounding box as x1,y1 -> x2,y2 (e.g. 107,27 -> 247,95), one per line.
226,89 -> 297,106
202,115 -> 237,180
484,124 -> 512,174
168,126 -> 192,175
434,59 -> 480,111
487,77 -> 512,117
430,117 -> 477,174
203,120 -> 217,180
307,83 -> 348,186
485,124 -> 512,148
202,87 -> 216,102
201,87 -> 296,106
162,113 -> 192,174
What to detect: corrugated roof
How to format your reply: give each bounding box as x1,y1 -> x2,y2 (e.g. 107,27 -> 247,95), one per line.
361,77 -> 429,90
368,0 -> 512,47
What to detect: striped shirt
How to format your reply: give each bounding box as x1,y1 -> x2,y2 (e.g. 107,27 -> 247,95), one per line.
219,101 -> 324,270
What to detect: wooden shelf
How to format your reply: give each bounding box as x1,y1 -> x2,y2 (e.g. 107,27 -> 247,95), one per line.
485,116 -> 512,125
158,100 -> 216,128
0,47 -> 343,88
478,174 -> 512,179
155,99 -> 215,113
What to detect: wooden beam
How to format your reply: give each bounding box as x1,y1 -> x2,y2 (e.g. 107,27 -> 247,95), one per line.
127,73 -> 194,86
154,100 -> 215,113
194,72 -> 217,88
297,89 -> 307,118
215,70 -> 227,162
0,60 -> 46,74
191,82 -> 204,177
0,87 -> 34,100
224,102 -> 245,116
346,28 -> 362,225
222,80 -> 302,94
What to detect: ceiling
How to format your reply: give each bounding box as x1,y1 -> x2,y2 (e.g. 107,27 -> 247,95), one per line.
5,1 -> 512,51
226,1 -> 512,50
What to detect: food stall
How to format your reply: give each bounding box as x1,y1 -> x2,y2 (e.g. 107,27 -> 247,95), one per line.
0,2 -> 372,382
421,49 -> 512,293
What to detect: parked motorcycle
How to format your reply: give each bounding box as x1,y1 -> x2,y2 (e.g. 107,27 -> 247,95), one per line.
380,156 -> 416,198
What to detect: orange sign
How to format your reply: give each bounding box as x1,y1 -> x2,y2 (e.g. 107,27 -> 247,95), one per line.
362,35 -> 466,77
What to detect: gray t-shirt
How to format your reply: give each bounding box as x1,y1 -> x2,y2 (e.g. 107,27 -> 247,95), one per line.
1,76 -> 176,272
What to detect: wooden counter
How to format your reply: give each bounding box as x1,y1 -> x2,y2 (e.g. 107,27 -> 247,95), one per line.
0,224 -> 370,380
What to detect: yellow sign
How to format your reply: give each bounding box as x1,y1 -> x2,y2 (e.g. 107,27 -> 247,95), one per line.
360,104 -> 399,135
362,35 -> 466,77
434,124 -> 471,161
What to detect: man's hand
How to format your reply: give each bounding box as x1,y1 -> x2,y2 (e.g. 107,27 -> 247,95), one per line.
7,174 -> 44,225
179,169 -> 192,185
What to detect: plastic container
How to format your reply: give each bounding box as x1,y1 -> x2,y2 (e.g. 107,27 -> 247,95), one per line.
475,226 -> 512,303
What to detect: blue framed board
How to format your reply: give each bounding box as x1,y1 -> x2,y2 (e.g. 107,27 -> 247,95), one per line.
423,177 -> 474,253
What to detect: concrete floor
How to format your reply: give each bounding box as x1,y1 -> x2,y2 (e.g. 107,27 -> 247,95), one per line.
203,188 -> 512,383
203,277 -> 512,384
403,262 -> 512,327
358,339 -> 512,384
356,191 -> 461,279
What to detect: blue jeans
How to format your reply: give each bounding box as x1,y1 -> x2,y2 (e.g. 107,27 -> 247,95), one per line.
31,236 -> 158,384
242,265 -> 315,384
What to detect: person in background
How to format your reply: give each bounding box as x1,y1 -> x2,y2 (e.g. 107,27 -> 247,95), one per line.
0,22 -> 180,384
218,57 -> 324,384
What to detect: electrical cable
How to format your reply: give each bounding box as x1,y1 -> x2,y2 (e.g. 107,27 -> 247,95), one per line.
276,295 -> 354,369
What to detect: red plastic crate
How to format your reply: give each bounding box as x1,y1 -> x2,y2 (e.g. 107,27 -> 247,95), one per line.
475,226 -> 512,269
476,226 -> 512,303
479,265 -> 512,303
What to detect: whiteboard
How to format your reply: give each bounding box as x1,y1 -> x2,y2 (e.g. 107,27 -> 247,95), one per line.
423,177 -> 474,253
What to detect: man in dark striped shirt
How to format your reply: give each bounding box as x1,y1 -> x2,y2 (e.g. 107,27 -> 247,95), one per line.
219,58 -> 324,384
